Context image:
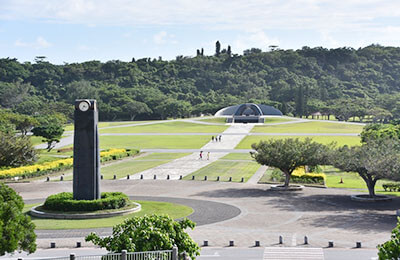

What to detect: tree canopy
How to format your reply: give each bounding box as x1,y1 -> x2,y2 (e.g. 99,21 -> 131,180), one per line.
2,45 -> 400,121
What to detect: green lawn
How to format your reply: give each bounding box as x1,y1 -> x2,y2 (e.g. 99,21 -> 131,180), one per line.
236,135 -> 361,149
183,160 -> 260,182
264,117 -> 297,124
221,153 -> 254,161
253,121 -> 364,133
64,158 -> 172,180
30,136 -> 45,146
25,200 -> 193,230
99,121 -> 228,134
64,121 -> 157,131
100,135 -> 212,149
196,117 -> 227,124
134,153 -> 191,160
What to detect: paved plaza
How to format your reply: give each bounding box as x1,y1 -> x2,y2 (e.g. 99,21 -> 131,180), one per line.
9,178 -> 398,251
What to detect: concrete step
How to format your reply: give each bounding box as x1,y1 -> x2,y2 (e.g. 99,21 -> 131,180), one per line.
263,247 -> 324,260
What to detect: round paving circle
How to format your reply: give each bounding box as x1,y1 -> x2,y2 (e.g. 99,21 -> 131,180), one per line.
25,196 -> 241,239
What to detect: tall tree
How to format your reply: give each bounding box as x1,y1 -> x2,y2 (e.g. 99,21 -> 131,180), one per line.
215,41 -> 221,57
332,138 -> 400,198
251,138 -> 330,187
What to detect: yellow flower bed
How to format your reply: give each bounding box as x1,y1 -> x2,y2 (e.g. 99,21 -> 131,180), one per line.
0,148 -> 133,179
291,166 -> 326,184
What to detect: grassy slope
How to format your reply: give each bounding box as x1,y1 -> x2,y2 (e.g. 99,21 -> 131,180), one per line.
99,135 -> 212,149
253,121 -> 364,133
25,200 -> 193,230
236,135 -> 361,149
99,121 -> 228,134
183,160 -> 260,182
64,121 -> 157,131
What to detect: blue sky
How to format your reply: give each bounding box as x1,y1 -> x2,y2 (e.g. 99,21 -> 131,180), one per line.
1,0 -> 400,64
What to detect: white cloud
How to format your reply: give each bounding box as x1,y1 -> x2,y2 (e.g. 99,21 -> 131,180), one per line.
153,31 -> 178,45
14,36 -> 52,49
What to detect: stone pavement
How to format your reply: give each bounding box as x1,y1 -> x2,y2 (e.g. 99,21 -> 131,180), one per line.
128,124 -> 254,180
9,180 -> 399,250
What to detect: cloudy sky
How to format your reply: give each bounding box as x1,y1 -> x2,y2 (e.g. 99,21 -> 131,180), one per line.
1,0 -> 400,64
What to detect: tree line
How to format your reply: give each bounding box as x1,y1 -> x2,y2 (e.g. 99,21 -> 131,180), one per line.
1,44 -> 400,121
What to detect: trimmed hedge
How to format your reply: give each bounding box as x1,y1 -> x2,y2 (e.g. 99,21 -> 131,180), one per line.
43,192 -> 129,212
383,183 -> 400,192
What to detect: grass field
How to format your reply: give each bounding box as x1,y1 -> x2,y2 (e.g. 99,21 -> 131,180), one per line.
197,117 -> 227,124
134,153 -> 191,160
183,160 -> 260,182
253,121 -> 364,133
236,135 -> 361,149
264,117 -> 297,124
99,121 -> 228,134
221,153 -> 254,160
30,136 -> 45,146
25,200 -> 193,229
64,121 -> 157,131
99,135 -> 212,149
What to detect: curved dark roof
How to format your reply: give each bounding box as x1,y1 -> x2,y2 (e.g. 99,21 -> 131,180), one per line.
215,103 -> 282,116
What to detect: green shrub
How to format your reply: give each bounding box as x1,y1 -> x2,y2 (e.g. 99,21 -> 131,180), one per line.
383,183 -> 400,192
43,192 -> 129,212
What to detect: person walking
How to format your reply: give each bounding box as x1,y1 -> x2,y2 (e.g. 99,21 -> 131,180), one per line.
207,152 -> 210,160
199,151 -> 203,160
219,135 -> 222,142
212,136 -> 214,142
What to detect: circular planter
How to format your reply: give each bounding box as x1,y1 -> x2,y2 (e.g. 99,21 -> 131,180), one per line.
29,202 -> 141,219
350,194 -> 392,202
270,184 -> 304,191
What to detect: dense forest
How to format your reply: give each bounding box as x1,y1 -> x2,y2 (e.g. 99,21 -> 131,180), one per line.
1,44 -> 400,122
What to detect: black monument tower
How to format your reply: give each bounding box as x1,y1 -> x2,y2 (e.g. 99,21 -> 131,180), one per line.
73,99 -> 100,200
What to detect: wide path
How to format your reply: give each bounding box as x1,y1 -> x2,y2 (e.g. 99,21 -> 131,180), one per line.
129,124 -> 254,180
9,180 -> 397,251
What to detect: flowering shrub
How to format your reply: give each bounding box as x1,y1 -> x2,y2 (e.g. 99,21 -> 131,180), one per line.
270,166 -> 326,185
0,148 -> 138,179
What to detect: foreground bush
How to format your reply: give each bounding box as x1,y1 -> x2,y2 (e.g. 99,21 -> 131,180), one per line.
0,183 -> 36,255
86,214 -> 200,259
43,192 -> 129,212
0,148 -> 138,179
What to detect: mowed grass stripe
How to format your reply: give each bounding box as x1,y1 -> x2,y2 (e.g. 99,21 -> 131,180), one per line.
263,117 -> 297,124
134,153 -> 191,160
101,159 -> 172,179
221,153 -> 254,161
253,121 -> 364,133
25,200 -> 193,230
99,121 -> 228,134
64,121 -> 156,131
183,160 -> 260,182
236,135 -> 361,149
99,135 -> 212,149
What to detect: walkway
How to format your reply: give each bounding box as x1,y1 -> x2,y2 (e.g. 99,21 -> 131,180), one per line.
128,124 -> 254,180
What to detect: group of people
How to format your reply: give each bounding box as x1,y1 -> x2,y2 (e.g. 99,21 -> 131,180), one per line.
211,135 -> 222,142
198,151 -> 210,160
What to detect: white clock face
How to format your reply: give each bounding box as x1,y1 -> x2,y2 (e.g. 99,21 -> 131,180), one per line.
79,101 -> 90,112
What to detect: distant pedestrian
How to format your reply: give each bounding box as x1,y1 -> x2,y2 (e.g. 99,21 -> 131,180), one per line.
207,152 -> 210,160
212,136 -> 215,142
199,151 -> 203,160
219,135 -> 222,142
